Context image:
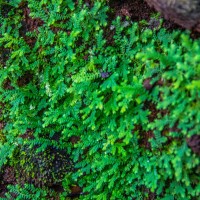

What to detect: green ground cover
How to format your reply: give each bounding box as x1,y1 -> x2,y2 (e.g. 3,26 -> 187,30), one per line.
0,0 -> 199,199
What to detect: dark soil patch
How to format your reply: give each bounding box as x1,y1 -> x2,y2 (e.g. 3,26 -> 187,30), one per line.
69,185 -> 82,198
0,166 -> 16,198
2,78 -> 14,90
17,71 -> 33,87
108,0 -> 182,31
19,5 -> 43,48
21,7 -> 44,33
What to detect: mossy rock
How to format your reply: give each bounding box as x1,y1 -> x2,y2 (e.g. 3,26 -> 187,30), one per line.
145,0 -> 200,32
13,145 -> 73,187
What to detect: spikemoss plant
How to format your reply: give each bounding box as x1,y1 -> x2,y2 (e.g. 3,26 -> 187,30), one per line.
0,0 -> 199,199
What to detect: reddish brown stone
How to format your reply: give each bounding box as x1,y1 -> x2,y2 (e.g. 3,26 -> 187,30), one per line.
157,79 -> 164,86
143,78 -> 153,91
69,136 -> 80,145
70,185 -> 82,196
145,0 -> 200,32
187,135 -> 200,155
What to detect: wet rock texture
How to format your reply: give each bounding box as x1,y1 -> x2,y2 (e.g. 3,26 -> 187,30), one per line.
145,0 -> 200,32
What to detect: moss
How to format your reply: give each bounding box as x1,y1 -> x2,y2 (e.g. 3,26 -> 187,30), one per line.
13,145 -> 73,187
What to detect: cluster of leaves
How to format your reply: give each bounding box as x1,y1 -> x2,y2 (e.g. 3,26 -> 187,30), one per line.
1,184 -> 53,200
0,183 -> 77,200
0,0 -> 199,199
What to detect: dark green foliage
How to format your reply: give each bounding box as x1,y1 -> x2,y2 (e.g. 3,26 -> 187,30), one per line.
0,183 -> 77,200
0,0 -> 199,199
0,184 -> 50,200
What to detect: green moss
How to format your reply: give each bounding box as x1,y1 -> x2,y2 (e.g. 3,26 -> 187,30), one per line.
13,144 -> 73,187
0,0 -> 199,199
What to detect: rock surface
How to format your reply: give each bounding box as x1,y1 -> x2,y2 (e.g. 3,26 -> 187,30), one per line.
145,0 -> 200,32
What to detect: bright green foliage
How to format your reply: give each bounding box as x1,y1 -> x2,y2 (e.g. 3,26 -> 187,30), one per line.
0,0 -> 200,199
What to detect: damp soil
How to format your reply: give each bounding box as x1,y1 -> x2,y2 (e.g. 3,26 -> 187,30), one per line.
109,0 -> 181,30
109,0 -> 200,38
0,0 -> 199,199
